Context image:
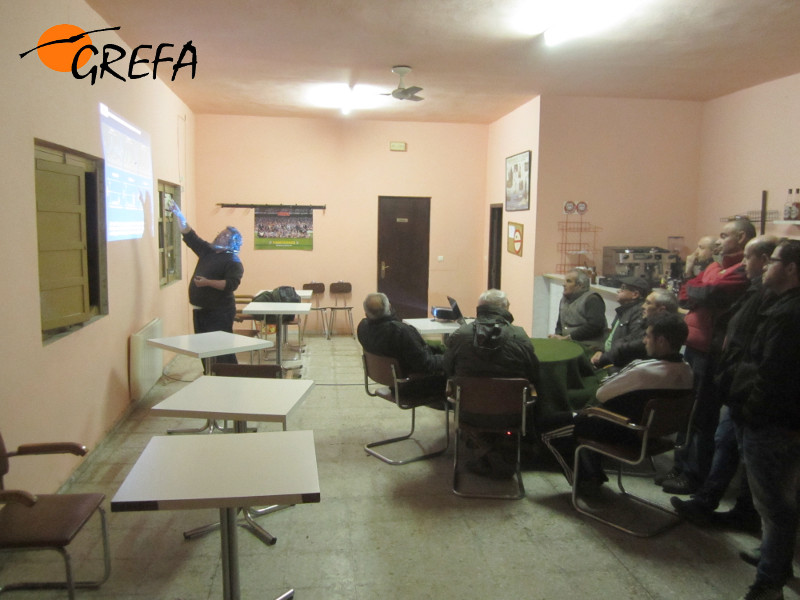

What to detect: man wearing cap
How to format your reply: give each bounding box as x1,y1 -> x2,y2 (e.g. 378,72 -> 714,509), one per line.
590,275 -> 649,371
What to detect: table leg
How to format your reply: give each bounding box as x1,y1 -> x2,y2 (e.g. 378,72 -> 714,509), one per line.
220,507 -> 240,600
167,356 -> 225,435
275,315 -> 284,368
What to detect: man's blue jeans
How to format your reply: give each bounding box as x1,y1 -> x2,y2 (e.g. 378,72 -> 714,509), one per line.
693,407 -> 743,508
742,424 -> 800,587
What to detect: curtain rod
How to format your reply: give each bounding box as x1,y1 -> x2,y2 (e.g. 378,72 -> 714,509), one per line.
217,203 -> 326,210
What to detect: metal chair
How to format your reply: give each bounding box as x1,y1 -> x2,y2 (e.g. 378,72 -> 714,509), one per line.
361,351 -> 449,465
449,376 -> 535,500
569,392 -> 696,536
327,281 -> 355,339
0,432 -> 110,599
301,282 -> 328,338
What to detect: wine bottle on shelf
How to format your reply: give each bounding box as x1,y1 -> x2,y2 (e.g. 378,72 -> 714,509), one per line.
794,188 -> 800,220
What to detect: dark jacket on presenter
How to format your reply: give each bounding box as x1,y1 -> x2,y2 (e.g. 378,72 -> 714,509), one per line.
183,229 -> 243,338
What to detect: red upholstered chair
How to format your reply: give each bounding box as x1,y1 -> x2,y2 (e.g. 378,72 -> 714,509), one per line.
0,432 -> 110,599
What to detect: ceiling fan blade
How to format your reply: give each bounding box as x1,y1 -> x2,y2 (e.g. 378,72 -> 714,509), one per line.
403,86 -> 422,95
406,94 -> 424,101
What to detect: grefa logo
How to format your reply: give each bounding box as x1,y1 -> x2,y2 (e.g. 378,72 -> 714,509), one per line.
20,24 -> 197,84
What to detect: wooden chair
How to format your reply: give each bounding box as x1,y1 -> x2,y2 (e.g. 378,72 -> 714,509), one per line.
449,376 -> 535,500
0,432 -> 110,599
301,282 -> 328,338
361,351 -> 449,465
327,281 -> 355,339
569,392 -> 696,536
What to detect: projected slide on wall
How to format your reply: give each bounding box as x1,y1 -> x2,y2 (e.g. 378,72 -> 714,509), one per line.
99,103 -> 153,241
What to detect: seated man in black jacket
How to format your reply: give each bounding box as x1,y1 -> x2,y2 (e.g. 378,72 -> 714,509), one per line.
357,293 -> 446,395
443,289 -> 540,478
590,275 -> 650,371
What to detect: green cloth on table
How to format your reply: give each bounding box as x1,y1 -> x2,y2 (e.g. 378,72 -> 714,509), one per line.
530,338 -> 602,421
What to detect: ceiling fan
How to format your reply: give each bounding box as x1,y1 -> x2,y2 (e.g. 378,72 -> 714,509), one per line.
383,65 -> 424,101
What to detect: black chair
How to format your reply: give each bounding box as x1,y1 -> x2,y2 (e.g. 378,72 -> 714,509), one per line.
361,351 -> 449,465
0,432 -> 110,599
327,281 -> 355,339
567,392 -> 696,536
449,377 -> 535,499
301,282 -> 328,338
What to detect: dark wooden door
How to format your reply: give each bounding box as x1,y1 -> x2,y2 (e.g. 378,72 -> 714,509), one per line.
377,196 -> 430,319
488,204 -> 503,289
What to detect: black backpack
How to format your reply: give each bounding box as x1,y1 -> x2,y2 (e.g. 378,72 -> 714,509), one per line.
252,286 -> 301,323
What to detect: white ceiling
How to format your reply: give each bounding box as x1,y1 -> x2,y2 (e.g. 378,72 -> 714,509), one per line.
85,0 -> 800,124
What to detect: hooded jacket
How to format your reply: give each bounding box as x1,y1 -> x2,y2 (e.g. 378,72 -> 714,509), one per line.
443,304 -> 539,386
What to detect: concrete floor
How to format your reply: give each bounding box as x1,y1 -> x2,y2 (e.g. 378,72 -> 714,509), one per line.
1,333 -> 797,599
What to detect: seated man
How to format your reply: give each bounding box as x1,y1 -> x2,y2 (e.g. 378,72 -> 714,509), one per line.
443,289 -> 540,478
541,312 -> 694,493
357,292 -> 446,395
641,287 -> 679,322
549,269 -> 607,350
591,275 -> 650,371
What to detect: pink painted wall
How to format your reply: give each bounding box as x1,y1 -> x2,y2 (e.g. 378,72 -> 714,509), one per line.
1,0 -> 195,491
485,98 -> 541,333
696,72 -> 800,240
535,96 -> 704,282
194,116 -> 488,331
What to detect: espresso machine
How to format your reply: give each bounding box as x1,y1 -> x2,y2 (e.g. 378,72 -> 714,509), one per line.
600,246 -> 683,289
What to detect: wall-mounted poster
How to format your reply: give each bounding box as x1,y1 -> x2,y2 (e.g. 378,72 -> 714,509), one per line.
254,206 -> 313,250
505,150 -> 531,212
507,222 -> 524,256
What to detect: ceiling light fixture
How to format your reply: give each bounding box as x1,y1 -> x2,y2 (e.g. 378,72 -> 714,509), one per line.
306,83 -> 389,115
510,0 -> 654,46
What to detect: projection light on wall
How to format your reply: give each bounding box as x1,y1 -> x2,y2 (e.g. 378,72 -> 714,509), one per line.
99,103 -> 153,241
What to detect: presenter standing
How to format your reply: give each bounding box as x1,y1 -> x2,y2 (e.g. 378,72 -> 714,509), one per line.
169,202 -> 244,364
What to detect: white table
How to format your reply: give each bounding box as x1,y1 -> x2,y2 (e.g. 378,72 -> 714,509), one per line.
148,331 -> 273,373
111,431 -> 320,600
243,302 -> 312,366
152,375 -> 314,545
148,331 -> 275,434
403,317 -> 469,338
152,375 -> 313,433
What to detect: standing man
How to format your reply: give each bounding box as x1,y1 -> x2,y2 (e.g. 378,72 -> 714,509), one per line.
733,239 -> 800,600
684,235 -> 718,279
170,202 -> 244,364
549,269 -> 607,350
590,275 -> 649,370
661,217 -> 755,494
671,235 -> 778,531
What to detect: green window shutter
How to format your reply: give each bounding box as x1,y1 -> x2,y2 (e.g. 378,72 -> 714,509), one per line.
36,159 -> 92,330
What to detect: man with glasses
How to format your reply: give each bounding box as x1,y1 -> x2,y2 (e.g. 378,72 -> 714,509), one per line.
732,239 -> 800,600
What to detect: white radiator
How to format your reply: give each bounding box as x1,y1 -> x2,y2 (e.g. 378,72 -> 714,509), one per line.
129,318 -> 163,401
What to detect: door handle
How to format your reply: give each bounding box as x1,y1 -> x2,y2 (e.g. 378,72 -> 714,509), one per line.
380,261 -> 390,279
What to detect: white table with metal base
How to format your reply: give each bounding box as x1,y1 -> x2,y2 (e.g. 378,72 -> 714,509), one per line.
111,431 -> 320,600
243,302 -> 312,369
151,375 -> 314,544
147,331 -> 274,434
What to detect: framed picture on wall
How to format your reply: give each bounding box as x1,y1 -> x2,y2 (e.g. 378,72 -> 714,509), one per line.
505,150 -> 531,212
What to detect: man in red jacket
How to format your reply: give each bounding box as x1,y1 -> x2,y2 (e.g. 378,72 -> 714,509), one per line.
660,217 -> 755,494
